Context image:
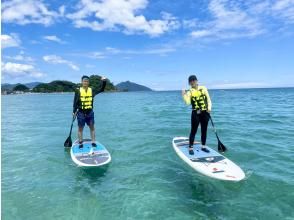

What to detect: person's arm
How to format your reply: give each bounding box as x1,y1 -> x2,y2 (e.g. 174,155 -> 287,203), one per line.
204,88 -> 212,112
73,89 -> 79,114
182,90 -> 191,105
93,79 -> 107,97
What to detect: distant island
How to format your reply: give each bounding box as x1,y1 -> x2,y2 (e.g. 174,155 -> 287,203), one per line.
116,81 -> 152,92
1,75 -> 152,94
1,82 -> 42,90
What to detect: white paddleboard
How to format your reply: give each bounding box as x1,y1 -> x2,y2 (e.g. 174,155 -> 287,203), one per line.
172,137 -> 245,181
70,139 -> 111,167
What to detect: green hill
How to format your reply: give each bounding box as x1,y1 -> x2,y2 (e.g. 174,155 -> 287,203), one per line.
13,84 -> 30,92
116,81 -> 152,92
1,82 -> 42,91
89,75 -> 116,92
32,75 -> 116,93
32,80 -> 76,93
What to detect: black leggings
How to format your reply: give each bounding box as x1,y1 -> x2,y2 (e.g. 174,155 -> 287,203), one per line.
189,111 -> 210,147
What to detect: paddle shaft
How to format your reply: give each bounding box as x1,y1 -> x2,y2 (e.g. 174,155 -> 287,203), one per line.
209,115 -> 220,140
68,113 -> 77,136
68,118 -> 74,136
209,114 -> 227,152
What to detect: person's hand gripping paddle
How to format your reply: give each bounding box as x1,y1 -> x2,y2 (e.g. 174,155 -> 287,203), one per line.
64,112 -> 77,147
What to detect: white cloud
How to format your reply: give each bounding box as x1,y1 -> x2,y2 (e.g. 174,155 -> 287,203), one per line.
4,51 -> 34,62
67,0 -> 179,36
132,47 -> 175,55
182,19 -> 198,28
191,30 -> 213,38
271,0 -> 294,23
59,5 -> 66,16
105,47 -> 121,55
1,34 -> 21,48
248,0 -> 294,25
90,52 -> 107,59
2,61 -> 44,78
43,55 -> 79,71
189,0 -> 294,40
190,0 -> 264,40
1,0 -> 64,26
209,0 -> 258,31
43,35 -> 65,44
86,46 -> 176,59
272,0 -> 294,11
248,0 -> 294,23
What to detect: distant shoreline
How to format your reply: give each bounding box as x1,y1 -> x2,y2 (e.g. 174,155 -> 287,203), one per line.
1,77 -> 153,94
2,86 -> 294,96
160,86 -> 294,92
1,90 -> 124,95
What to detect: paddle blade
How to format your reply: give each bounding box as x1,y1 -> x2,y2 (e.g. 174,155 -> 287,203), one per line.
217,140 -> 227,152
64,136 -> 72,148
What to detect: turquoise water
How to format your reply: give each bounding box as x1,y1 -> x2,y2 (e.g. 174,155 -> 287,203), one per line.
2,88 -> 294,220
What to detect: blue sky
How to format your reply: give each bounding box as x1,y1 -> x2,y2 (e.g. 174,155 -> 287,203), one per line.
1,0 -> 294,90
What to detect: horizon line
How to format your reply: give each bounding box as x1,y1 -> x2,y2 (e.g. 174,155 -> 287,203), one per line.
1,81 -> 294,92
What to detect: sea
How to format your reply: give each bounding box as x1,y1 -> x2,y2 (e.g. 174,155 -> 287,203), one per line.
2,88 -> 294,220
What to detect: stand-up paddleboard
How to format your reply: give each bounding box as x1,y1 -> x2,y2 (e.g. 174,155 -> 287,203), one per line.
70,139 -> 111,167
172,137 -> 245,181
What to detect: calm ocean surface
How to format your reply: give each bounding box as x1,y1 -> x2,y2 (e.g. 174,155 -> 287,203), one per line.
2,88 -> 294,220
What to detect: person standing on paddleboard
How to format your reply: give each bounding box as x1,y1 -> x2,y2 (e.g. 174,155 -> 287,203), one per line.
182,75 -> 212,155
73,75 -> 107,148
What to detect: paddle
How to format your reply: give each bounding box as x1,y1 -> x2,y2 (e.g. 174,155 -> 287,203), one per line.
209,115 -> 227,152
64,113 -> 77,147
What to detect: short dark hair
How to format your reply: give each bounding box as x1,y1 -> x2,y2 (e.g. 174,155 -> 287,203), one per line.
81,75 -> 90,80
188,75 -> 197,83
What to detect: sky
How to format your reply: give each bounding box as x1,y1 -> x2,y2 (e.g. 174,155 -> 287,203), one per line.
1,0 -> 294,90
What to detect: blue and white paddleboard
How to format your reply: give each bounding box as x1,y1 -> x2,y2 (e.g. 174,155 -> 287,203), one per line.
172,137 -> 245,181
70,139 -> 111,167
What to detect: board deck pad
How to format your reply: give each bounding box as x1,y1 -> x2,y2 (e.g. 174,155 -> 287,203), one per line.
172,137 -> 245,181
70,139 -> 111,167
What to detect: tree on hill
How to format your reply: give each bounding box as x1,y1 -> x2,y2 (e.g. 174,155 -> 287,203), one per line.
13,84 -> 30,92
76,75 -> 116,91
89,75 -> 116,91
32,76 -> 116,93
32,80 -> 76,93
116,81 -> 152,91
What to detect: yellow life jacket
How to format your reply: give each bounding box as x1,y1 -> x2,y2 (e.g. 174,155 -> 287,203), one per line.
190,86 -> 208,111
79,87 -> 93,110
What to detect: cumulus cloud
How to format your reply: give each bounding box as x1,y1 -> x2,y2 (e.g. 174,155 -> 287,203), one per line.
67,0 -> 179,36
2,61 -> 44,78
1,0 -> 294,41
1,0 -> 64,26
43,55 -> 79,71
43,35 -> 65,43
1,34 -> 21,49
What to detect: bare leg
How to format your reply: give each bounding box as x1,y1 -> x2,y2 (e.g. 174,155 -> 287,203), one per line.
89,124 -> 95,143
78,127 -> 83,142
